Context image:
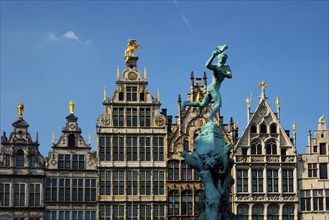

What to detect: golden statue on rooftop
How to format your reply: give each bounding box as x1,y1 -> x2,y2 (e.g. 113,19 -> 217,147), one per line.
259,81 -> 267,90
124,39 -> 142,62
17,103 -> 24,118
319,114 -> 325,123
69,100 -> 74,115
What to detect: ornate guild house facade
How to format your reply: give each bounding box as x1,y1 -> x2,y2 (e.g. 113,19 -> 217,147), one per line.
97,55 -> 167,220
0,104 -> 45,220
44,102 -> 98,220
233,82 -> 298,219
298,116 -> 329,219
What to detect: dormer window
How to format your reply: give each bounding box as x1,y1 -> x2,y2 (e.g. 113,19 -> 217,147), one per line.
68,134 -> 75,148
270,124 -> 277,134
251,125 -> 257,133
16,149 -> 24,167
260,124 -> 267,133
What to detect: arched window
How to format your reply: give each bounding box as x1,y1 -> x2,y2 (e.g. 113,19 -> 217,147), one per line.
16,149 -> 24,167
252,204 -> 264,220
267,204 -> 279,220
181,160 -> 192,181
251,125 -> 257,133
183,139 -> 189,151
68,134 -> 75,147
283,204 -> 294,220
181,191 -> 192,215
270,124 -> 277,134
237,204 -> 249,220
251,139 -> 262,155
260,124 -> 267,133
266,140 -> 277,155
168,191 -> 179,216
168,160 -> 179,180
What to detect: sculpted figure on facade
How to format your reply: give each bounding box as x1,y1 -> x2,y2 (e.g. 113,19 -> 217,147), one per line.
124,39 -> 142,61
180,45 -> 237,220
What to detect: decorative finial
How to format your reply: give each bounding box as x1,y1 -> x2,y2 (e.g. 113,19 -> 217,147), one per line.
319,114 -> 325,123
116,65 -> 120,79
259,81 -> 267,90
88,133 -> 91,145
276,97 -> 280,107
17,103 -> 24,118
157,88 -> 160,102
245,97 -> 250,105
52,132 -> 55,145
104,87 -> 107,101
292,122 -> 297,132
232,122 -> 237,131
144,66 -> 147,80
69,100 -> 74,115
124,39 -> 142,62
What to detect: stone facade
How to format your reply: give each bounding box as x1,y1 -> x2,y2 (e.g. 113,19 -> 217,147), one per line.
96,57 -> 167,220
0,109 -> 45,220
167,72 -> 237,219
233,83 -> 299,219
298,116 -> 329,219
44,107 -> 98,220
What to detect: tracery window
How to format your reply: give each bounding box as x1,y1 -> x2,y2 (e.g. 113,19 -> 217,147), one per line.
252,204 -> 264,220
237,204 -> 248,220
181,191 -> 192,215
168,160 -> 179,180
181,160 -> 192,180
267,204 -> 279,220
251,139 -> 262,155
266,140 -> 277,155
168,191 -> 180,215
282,204 -> 294,220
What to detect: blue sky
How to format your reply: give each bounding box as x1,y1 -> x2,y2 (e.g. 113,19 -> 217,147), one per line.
1,1 -> 328,157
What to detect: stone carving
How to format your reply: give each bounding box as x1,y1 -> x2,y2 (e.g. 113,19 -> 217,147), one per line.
180,45 -> 237,220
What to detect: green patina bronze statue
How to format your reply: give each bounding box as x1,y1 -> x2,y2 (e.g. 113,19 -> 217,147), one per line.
180,45 -> 237,220
181,45 -> 232,122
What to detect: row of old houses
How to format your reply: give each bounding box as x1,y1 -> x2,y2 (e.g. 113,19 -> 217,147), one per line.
1,53 -> 328,220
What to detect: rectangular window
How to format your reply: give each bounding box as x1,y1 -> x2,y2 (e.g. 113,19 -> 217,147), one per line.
126,171 -> 138,195
0,183 -> 10,206
308,163 -> 317,177
313,190 -> 324,211
72,155 -> 85,169
300,190 -> 311,211
113,204 -> 124,220
140,136 -> 151,161
127,136 -> 138,161
153,136 -> 164,161
126,108 -> 137,127
127,203 -> 138,220
153,170 -> 165,195
99,137 -> 105,161
140,171 -> 152,195
320,163 -> 328,179
100,171 -> 111,195
140,108 -> 150,127
237,169 -> 248,192
282,169 -> 294,192
113,108 -> 124,127
153,204 -> 165,220
326,189 -> 329,210
29,183 -> 41,207
99,204 -> 111,220
320,143 -> 327,155
267,169 -> 278,192
72,179 -> 78,201
113,136 -> 124,161
140,204 -> 151,220
140,92 -> 145,101
126,86 -> 137,101
99,136 -> 111,161
252,169 -> 263,192
14,183 -> 25,206
78,179 -> 83,201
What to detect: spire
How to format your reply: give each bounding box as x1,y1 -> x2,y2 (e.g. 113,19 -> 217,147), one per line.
36,130 -> 39,143
88,133 -> 91,145
17,103 -> 24,118
52,132 -> 55,145
190,71 -> 194,94
144,66 -> 147,80
276,97 -> 280,121
69,100 -> 74,115
258,81 -> 268,101
116,65 -> 120,80
292,121 -> 297,146
157,88 -> 161,102
104,87 -> 107,101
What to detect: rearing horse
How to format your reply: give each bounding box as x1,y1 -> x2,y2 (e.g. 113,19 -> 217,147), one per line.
125,39 -> 142,61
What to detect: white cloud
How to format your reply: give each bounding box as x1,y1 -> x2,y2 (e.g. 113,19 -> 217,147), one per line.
85,40 -> 93,45
48,32 -> 58,41
63,31 -> 79,41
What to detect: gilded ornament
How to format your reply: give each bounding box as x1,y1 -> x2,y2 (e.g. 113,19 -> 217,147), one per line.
155,117 -> 164,126
259,81 -> 267,90
319,114 -> 325,123
128,71 -> 137,80
124,39 -> 142,62
17,103 -> 24,118
69,100 -> 74,114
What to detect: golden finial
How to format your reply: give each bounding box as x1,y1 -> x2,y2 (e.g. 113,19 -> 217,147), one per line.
259,81 -> 267,90
88,133 -> 91,145
157,88 -> 160,102
319,114 -> 325,123
69,100 -> 74,114
245,97 -> 250,105
232,122 -> 237,131
144,66 -> 147,80
104,87 -> 107,101
276,97 -> 280,106
116,65 -> 120,79
51,132 -> 55,145
292,122 -> 297,132
17,103 -> 24,118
